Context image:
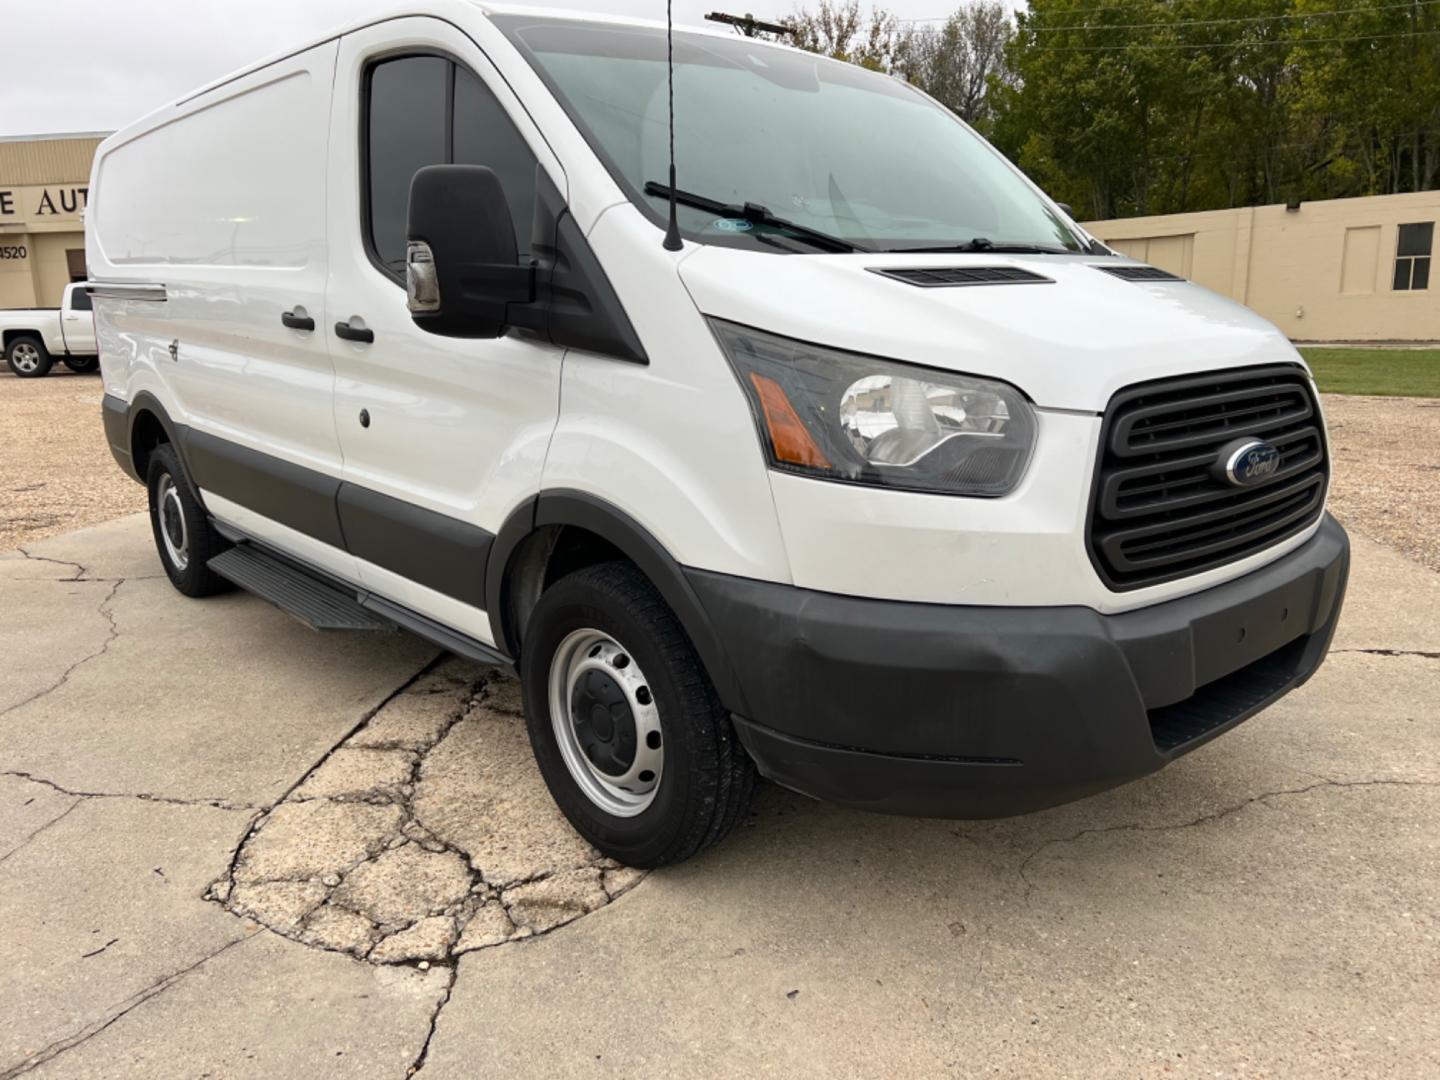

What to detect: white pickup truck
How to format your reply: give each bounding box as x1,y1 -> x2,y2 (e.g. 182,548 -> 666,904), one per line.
1,282 -> 99,378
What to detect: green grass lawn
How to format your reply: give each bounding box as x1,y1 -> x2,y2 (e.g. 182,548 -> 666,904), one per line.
1298,348 -> 1440,397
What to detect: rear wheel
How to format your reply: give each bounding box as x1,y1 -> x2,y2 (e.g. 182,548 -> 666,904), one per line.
146,444 -> 233,597
62,354 -> 100,374
521,562 -> 755,868
5,336 -> 51,378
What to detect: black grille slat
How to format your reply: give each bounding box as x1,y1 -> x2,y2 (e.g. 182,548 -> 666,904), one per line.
1087,365 -> 1329,590
868,266 -> 1053,288
1111,387 -> 1313,455
1095,264 -> 1185,282
1103,428 -> 1324,518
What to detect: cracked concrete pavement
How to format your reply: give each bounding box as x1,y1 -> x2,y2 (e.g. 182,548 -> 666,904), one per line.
2,512 -> 1438,1078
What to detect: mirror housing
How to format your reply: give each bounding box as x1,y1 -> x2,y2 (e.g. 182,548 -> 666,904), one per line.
406,164 -> 535,339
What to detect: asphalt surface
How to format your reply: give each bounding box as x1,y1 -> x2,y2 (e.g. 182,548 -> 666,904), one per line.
2,514 -> 1437,1079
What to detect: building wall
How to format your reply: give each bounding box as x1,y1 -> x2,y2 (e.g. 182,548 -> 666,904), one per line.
1084,190 -> 1440,343
0,134 -> 106,310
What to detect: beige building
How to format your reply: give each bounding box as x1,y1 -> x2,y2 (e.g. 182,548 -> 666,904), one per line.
1085,190 -> 1438,343
0,133 -> 107,310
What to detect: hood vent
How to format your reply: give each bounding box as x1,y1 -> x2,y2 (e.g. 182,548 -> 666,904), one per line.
1094,264 -> 1185,282
868,266 -> 1053,288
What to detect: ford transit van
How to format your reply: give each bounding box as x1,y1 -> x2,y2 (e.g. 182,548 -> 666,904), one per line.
89,3 -> 1349,867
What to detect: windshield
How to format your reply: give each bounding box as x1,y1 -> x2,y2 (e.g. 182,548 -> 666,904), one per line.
494,15 -> 1083,254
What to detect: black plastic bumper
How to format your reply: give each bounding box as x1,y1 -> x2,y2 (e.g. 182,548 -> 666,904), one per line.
102,393 -> 139,482
686,514 -> 1350,818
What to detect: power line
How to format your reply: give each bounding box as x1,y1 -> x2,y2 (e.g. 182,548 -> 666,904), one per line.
1029,0 -> 1440,33
1028,26 -> 1440,48
902,0 -> 1428,23
901,0 -> 1196,21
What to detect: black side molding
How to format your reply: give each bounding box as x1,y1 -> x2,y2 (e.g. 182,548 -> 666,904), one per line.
337,483 -> 492,608
183,429 -> 347,549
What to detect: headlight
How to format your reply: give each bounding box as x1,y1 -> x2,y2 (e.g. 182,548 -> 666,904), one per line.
711,319 -> 1036,497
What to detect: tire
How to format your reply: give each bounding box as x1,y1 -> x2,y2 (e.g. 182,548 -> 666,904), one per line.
62,354 -> 100,374
146,443 -> 233,597
521,561 -> 756,868
5,336 -> 52,378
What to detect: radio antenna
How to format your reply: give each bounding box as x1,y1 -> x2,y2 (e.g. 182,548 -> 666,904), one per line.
662,0 -> 683,251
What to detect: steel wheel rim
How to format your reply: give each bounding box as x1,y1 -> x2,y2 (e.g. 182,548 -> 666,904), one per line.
548,628 -> 663,817
158,475 -> 189,571
12,343 -> 40,373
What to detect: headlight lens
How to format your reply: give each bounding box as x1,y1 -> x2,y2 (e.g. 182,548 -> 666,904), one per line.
711,319 -> 1036,497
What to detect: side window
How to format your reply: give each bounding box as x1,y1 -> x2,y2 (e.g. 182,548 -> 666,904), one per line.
1393,222 -> 1433,292
365,54 -> 540,277
70,288 -> 92,312
453,66 -> 538,255
367,56 -> 448,272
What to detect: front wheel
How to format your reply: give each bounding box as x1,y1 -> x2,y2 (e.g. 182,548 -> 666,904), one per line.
5,336 -> 52,378
521,562 -> 755,868
62,354 -> 100,374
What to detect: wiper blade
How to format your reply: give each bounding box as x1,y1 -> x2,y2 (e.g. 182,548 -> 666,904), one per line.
643,181 -> 867,253
885,239 -> 1072,255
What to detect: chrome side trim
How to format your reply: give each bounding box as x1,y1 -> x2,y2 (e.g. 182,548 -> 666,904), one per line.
87,282 -> 168,302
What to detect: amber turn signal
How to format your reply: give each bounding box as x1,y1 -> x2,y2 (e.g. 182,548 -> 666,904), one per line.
748,372 -> 832,469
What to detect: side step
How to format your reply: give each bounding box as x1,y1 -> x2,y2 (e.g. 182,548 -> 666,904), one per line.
207,544 -> 393,632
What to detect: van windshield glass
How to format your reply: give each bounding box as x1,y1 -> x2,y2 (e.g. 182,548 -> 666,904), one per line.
494,16 -> 1083,255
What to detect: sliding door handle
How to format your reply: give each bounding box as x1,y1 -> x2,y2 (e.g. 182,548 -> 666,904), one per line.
334,319 -> 374,344
281,310 -> 315,331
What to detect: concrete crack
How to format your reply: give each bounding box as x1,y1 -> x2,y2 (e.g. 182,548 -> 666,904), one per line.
80,938 -> 120,960
0,579 -> 124,720
2,770 -> 264,813
214,654 -> 455,893
0,933 -> 253,1079
1333,648 -> 1440,660
213,657 -> 636,964
1016,777 -> 1440,902
0,798 -> 82,866
404,964 -> 457,1077
15,547 -> 86,580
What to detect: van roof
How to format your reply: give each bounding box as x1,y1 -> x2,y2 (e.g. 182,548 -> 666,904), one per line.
106,1 -> 798,150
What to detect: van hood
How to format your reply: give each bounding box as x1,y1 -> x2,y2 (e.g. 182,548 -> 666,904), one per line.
677,248 -> 1303,413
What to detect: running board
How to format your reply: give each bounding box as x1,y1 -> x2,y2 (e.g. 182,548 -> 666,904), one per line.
207,544 -> 393,632
206,537 -> 513,668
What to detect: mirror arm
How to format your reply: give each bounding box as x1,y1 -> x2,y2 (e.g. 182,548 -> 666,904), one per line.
457,262 -> 536,306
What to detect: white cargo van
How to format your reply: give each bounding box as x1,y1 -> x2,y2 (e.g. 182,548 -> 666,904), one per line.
89,3 -> 1349,867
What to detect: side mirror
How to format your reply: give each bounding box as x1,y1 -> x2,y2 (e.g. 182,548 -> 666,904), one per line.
1056,202 -> 1075,218
406,164 -> 535,339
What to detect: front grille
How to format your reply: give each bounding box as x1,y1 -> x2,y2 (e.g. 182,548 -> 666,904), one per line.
1087,365 -> 1329,590
868,266 -> 1052,288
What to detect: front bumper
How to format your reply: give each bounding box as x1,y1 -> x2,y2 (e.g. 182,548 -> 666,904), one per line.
686,514 -> 1349,818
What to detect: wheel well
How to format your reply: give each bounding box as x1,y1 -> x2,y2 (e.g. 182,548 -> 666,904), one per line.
3,330 -> 41,351
130,409 -> 170,478
500,524 -> 626,657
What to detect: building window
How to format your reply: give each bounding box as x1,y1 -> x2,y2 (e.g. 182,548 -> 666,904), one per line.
1393,222 -> 1432,291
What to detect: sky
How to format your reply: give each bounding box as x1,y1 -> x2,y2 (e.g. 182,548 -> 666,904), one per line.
1,0 -> 965,138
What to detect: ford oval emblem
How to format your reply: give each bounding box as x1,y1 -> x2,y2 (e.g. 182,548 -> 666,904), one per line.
1218,438 -> 1282,487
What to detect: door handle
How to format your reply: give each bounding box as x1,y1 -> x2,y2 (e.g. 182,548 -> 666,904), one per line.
281,310 -> 315,331
334,319 -> 374,344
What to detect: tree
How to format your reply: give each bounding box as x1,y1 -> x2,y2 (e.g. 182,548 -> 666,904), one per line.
779,0 -> 910,72
775,0 -> 1440,218
904,3 -> 1014,126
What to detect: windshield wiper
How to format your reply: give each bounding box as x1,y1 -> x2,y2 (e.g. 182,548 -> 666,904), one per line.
885,238 -> 1073,255
643,181 -> 867,253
